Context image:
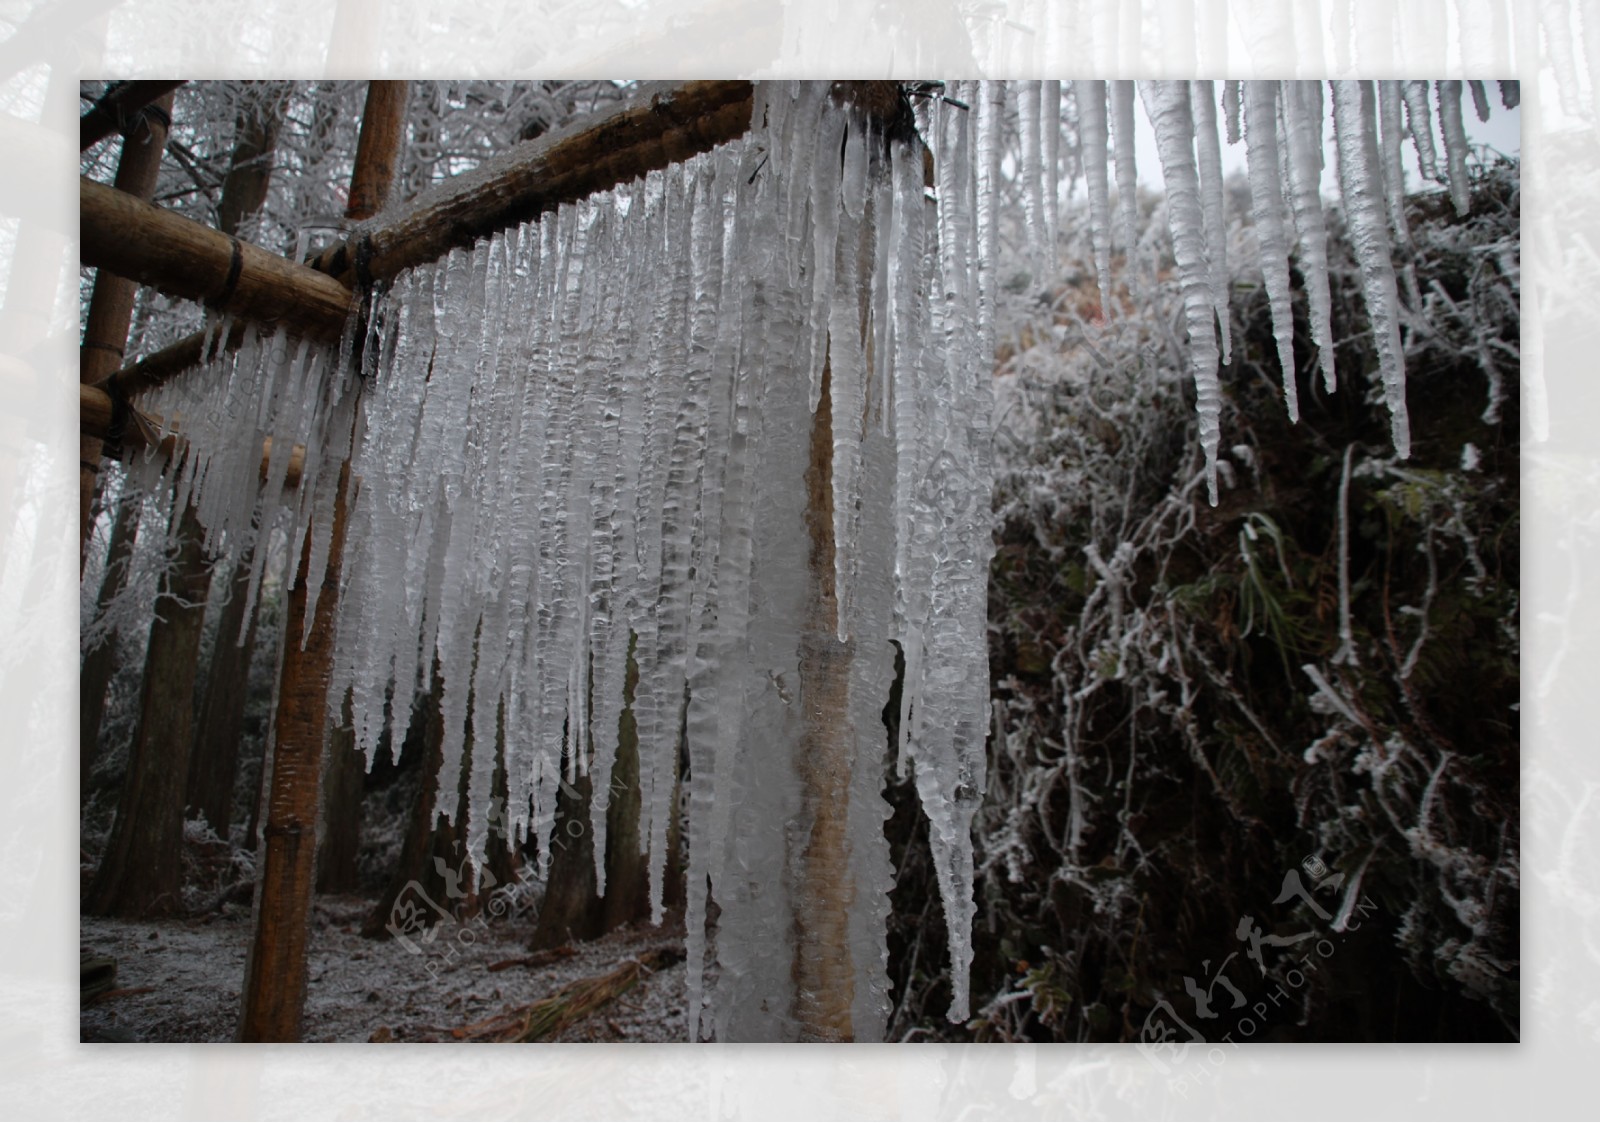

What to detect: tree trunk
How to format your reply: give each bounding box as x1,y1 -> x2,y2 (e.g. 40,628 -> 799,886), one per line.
791,358 -> 857,1042
185,549 -> 259,839
361,670 -> 447,940
80,493 -> 141,792
530,758 -> 604,950
315,695 -> 364,894
601,650 -> 650,933
237,464 -> 350,1041
215,83 -> 291,241
79,90 -> 173,568
85,498 -> 211,918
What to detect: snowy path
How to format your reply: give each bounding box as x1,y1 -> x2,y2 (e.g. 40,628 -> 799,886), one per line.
80,901 -> 689,1043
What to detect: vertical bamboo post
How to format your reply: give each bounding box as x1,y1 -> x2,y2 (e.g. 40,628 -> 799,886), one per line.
345,81 -> 408,222
794,358 -> 857,1041
317,80 -> 408,895
789,88 -> 902,1041
237,81 -> 406,1041
79,90 -> 174,570
237,463 -> 350,1040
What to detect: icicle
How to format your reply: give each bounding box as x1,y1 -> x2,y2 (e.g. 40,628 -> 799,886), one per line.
975,82 -> 1004,375
1468,79 -> 1491,123
1282,81 -> 1337,393
1190,79 -> 1231,364
1141,81 -> 1224,507
1332,80 -> 1411,459
806,98 -> 847,413
1110,80 -> 1140,265
1376,81 -> 1411,244
1223,79 -> 1242,144
1498,80 -> 1519,109
1402,80 -> 1440,181
1075,80 -> 1115,311
1041,79 -> 1061,267
1243,81 -> 1299,422
1436,80 -> 1472,217
1018,80 -> 1047,278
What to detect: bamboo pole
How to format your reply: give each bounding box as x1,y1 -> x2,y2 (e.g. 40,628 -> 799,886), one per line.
345,81 -> 408,221
238,79 -> 407,1042
236,463 -> 349,1041
309,80 -> 757,286
80,177 -> 353,338
79,92 -> 174,571
80,80 -> 746,424
81,81 -> 892,428
79,383 -> 307,489
318,79 -> 407,895
794,357 -> 857,1041
80,80 -> 185,150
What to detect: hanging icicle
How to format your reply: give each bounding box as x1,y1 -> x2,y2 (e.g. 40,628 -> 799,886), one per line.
1191,79 -> 1231,365
1282,81 -> 1337,393
1331,80 -> 1411,459
1436,80 -> 1473,217
1243,80 -> 1299,423
1140,81 -> 1224,507
1110,80 -> 1140,267
1075,79 -> 1115,311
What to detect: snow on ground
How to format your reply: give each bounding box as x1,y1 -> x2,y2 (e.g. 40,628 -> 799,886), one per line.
80,899 -> 689,1043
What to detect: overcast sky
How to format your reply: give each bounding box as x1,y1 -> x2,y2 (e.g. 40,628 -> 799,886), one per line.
1128,83 -> 1521,199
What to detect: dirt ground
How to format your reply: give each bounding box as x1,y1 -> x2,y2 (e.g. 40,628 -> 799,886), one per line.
79,897 -> 690,1043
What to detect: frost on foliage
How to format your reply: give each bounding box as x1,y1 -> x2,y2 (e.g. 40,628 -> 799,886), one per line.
327,81 -> 993,1039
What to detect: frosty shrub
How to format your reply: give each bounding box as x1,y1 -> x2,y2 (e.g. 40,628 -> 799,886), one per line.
888,153 -> 1520,1043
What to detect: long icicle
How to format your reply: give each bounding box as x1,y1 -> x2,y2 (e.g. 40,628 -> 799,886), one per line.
1140,80 -> 1224,506
1332,80 -> 1411,459
1243,80 -> 1299,422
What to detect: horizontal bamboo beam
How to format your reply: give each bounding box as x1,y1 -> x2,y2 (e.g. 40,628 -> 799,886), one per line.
83,81 -> 912,433
81,177 -> 353,339
80,81 -> 186,150
310,80 -> 758,286
80,383 -> 305,489
101,322 -> 250,402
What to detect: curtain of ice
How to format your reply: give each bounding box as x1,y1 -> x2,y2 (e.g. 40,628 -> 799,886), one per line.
327,81 -> 994,1041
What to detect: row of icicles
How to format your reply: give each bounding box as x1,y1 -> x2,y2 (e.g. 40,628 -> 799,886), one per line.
1005,78 -> 1511,504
